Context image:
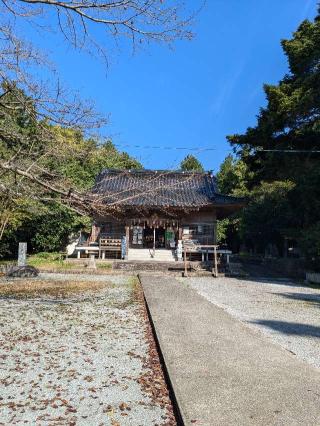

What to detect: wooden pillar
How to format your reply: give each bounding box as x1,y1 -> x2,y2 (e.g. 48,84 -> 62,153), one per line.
125,225 -> 130,259
90,223 -> 96,242
152,227 -> 156,257
212,215 -> 218,276
91,222 -> 101,243
213,219 -> 217,244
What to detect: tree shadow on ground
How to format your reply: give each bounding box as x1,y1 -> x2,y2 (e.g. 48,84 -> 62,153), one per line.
233,276 -> 303,288
232,270 -> 318,289
273,292 -> 320,307
251,320 -> 320,338
233,263 -> 306,287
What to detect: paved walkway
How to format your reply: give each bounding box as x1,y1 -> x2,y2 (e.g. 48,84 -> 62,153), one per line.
140,274 -> 320,426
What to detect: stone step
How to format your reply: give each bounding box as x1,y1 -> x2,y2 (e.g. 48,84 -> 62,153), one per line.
128,258 -> 176,262
113,261 -> 185,271
128,249 -> 176,262
129,253 -> 174,257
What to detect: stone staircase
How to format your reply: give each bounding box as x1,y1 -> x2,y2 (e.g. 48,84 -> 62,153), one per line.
128,248 -> 176,262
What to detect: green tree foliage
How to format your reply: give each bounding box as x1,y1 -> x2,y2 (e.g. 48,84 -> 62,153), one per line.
180,155 -> 204,171
240,181 -> 297,253
1,133 -> 142,257
228,11 -> 320,186
216,155 -> 248,197
1,203 -> 90,255
47,127 -> 141,190
215,155 -> 247,246
224,9 -> 320,262
0,90 -> 142,257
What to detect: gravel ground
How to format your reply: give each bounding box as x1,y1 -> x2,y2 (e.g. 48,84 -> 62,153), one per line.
0,273 -> 175,425
182,276 -> 320,369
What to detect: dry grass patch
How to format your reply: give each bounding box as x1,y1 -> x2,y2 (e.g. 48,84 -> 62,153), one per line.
0,279 -> 110,298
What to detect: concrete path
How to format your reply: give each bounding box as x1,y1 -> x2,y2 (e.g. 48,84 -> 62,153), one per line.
140,274 -> 320,426
184,276 -> 320,370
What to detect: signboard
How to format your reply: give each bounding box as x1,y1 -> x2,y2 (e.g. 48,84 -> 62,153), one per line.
132,226 -> 143,245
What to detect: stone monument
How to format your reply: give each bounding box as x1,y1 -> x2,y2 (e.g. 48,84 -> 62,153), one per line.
6,242 -> 39,278
18,242 -> 27,267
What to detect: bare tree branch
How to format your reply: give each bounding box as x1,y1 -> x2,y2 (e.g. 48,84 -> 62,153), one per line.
0,0 -> 200,242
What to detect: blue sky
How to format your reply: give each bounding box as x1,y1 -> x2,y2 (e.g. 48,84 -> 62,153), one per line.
27,0 -> 318,172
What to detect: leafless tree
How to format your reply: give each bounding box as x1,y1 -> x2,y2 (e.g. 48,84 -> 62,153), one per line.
1,0 -> 195,60
0,1 -> 200,239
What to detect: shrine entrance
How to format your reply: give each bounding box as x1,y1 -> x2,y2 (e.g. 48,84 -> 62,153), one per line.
143,225 -> 165,249
129,218 -> 178,250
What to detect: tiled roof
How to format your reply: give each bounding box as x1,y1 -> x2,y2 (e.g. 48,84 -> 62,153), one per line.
92,169 -> 244,208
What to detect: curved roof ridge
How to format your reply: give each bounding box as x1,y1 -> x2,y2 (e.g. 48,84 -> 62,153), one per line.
98,168 -> 213,174
92,168 -> 244,209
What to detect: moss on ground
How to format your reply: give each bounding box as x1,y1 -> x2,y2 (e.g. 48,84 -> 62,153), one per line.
26,252 -> 113,272
28,253 -> 78,270
96,262 -> 112,270
0,279 -> 112,299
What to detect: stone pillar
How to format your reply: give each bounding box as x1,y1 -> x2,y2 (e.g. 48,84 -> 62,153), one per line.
18,242 -> 27,267
88,254 -> 96,269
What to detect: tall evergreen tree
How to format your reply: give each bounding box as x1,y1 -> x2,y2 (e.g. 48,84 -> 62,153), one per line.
226,8 -> 320,262
180,155 -> 204,171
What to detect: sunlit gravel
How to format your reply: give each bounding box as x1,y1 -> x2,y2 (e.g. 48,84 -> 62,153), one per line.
183,276 -> 320,370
